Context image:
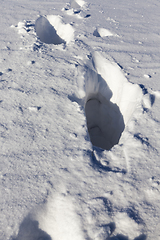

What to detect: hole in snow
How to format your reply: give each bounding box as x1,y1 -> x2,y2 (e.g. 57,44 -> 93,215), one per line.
84,52 -> 142,151
13,217 -> 52,240
85,93 -> 125,150
35,16 -> 65,44
35,15 -> 74,45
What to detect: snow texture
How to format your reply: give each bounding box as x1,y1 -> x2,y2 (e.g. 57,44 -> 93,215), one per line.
14,192 -> 85,240
1,0 -> 160,240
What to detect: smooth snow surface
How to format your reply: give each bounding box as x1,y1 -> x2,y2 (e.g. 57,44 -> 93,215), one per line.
1,0 -> 160,240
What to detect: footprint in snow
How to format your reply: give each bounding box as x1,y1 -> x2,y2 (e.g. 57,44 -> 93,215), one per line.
35,15 -> 74,45
140,84 -> 158,111
12,15 -> 74,50
62,0 -> 91,19
11,20 -> 35,35
82,52 -> 143,151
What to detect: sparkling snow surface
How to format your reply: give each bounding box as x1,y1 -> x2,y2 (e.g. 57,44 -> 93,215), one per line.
1,0 -> 160,239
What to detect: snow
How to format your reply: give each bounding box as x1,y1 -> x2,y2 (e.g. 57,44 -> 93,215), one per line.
1,0 -> 160,240
35,15 -> 74,45
93,28 -> 115,37
35,16 -> 65,44
70,0 -> 86,8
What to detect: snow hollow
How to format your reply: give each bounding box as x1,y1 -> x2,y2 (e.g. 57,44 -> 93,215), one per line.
1,0 -> 160,240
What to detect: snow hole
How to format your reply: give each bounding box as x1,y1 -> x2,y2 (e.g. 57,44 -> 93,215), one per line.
35,15 -> 74,45
84,52 -> 142,150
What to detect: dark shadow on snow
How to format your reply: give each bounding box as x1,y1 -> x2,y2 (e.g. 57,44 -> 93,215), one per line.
88,149 -> 127,174
108,234 -> 147,240
109,234 -> 129,240
84,70 -> 125,151
35,16 -> 65,45
126,207 -> 145,225
12,216 -> 51,240
95,197 -> 113,215
134,234 -> 147,240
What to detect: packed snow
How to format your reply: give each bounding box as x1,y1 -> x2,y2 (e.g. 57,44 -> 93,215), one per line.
1,0 -> 160,240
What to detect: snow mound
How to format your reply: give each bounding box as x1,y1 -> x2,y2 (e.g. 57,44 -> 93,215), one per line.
13,217 -> 51,240
36,194 -> 84,240
35,15 -> 74,45
14,193 -> 85,240
84,52 -> 142,150
93,28 -> 114,37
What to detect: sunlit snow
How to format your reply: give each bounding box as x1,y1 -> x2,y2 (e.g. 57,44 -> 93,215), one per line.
1,0 -> 160,240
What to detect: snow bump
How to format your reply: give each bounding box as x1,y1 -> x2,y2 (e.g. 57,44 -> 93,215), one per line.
93,28 -> 114,37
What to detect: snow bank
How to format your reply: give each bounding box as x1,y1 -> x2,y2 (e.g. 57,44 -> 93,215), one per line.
84,52 -> 142,150
35,15 -> 74,45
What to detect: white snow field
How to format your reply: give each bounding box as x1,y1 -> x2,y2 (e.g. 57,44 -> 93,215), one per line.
1,0 -> 160,239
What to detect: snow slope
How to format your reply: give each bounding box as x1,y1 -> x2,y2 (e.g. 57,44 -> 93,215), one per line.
1,0 -> 160,239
